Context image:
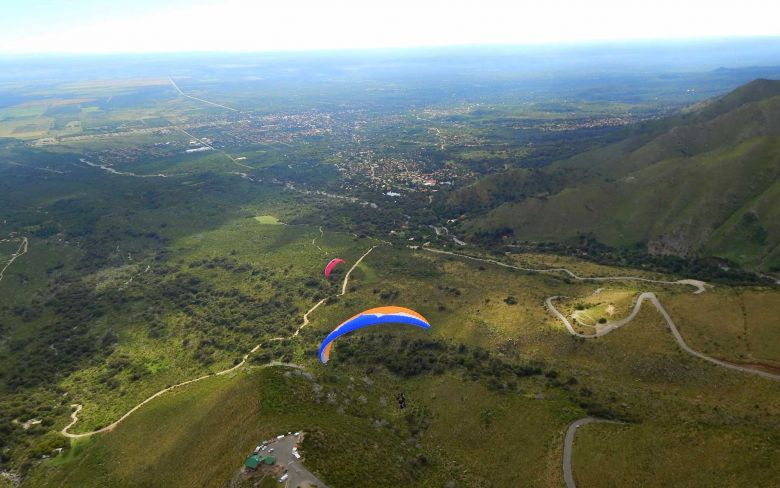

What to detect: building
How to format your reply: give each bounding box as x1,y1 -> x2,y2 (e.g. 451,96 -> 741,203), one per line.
244,454 -> 276,471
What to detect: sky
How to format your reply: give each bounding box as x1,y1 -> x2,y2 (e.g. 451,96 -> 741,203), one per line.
1,0 -> 779,54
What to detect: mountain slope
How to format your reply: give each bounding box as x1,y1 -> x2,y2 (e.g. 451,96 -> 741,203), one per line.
448,79 -> 780,270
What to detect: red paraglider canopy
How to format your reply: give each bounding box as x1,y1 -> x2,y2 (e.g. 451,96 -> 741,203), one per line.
324,258 -> 346,278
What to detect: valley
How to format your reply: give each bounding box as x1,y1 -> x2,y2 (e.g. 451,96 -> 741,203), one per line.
1,47 -> 779,487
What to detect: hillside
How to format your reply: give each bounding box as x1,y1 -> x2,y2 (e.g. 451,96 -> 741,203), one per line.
24,243 -> 780,488
448,79 -> 780,271
3,52 -> 780,488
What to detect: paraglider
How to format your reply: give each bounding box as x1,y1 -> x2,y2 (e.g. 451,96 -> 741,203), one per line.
324,258 -> 346,279
396,392 -> 407,409
318,306 -> 430,364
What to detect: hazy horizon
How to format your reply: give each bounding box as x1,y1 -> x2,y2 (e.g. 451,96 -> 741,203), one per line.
1,35 -> 779,57
3,0 -> 780,54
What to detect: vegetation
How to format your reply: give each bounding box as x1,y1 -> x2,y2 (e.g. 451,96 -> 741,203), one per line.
448,80 -> 780,273
0,58 -> 778,487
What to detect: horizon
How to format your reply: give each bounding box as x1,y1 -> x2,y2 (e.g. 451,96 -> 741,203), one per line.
1,35 -> 780,58
3,0 -> 780,55
2,2 -> 780,485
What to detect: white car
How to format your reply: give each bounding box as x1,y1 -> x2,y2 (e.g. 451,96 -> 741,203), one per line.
278,473 -> 288,482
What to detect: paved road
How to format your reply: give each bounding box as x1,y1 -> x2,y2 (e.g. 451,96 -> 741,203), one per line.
168,76 -> 238,112
264,434 -> 328,488
170,124 -> 252,170
426,246 -> 780,488
546,292 -> 780,381
563,417 -> 623,488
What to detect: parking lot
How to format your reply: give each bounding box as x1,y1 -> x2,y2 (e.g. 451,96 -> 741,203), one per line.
256,433 -> 328,488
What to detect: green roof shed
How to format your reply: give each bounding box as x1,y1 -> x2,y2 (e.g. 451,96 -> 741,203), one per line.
244,455 -> 261,470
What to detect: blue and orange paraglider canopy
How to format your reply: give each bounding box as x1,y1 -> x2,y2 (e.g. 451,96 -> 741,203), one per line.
324,258 -> 345,279
318,306 -> 430,363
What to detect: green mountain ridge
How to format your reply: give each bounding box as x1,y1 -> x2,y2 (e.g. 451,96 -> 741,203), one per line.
448,79 -> 780,271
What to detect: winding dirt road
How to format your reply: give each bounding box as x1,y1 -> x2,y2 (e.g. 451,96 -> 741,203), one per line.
61,361 -> 305,439
426,248 -> 780,486
0,236 -> 28,283
62,245 -> 377,438
424,247 -> 777,381
342,246 -> 376,295
563,417 -> 624,488
311,226 -> 326,255
546,293 -> 780,381
421,248 -> 708,293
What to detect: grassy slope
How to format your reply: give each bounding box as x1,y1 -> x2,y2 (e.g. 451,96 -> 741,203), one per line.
55,220 -> 361,431
553,297 -> 780,488
573,421 -> 780,487
479,135 -> 778,251
660,287 -> 780,368
25,365 -> 576,487
23,245 -> 780,487
453,80 -> 780,270
26,367 -> 379,487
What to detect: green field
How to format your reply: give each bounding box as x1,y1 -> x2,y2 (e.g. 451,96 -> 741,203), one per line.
1,68 -> 780,488
254,215 -> 283,225
20,238 -> 780,487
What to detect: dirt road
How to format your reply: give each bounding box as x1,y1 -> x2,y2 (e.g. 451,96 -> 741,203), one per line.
62,245 -> 377,438
423,248 -> 777,380
546,292 -> 780,381
563,417 -> 623,488
61,362 -> 305,439
0,236 -> 28,283
311,226 -> 326,254
341,246 -> 376,295
421,248 -> 708,293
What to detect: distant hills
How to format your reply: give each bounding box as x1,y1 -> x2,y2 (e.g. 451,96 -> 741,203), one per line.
447,79 -> 780,271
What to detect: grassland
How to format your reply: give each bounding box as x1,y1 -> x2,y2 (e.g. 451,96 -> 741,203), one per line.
573,421 -> 780,487
24,365 -> 577,488
3,169 -> 778,487
3,71 -> 780,487
50,217 -> 363,432
660,287 -> 780,368
557,288 -> 638,332
22,239 -> 780,487
253,215 -> 283,225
